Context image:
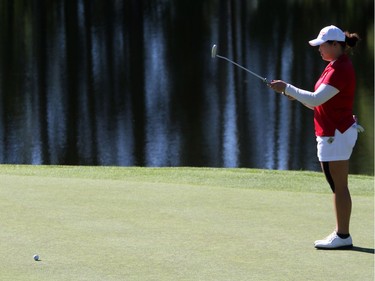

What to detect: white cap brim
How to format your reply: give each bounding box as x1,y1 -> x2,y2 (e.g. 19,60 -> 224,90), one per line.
309,38 -> 325,46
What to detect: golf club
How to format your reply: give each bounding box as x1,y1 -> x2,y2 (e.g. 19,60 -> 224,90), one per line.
211,44 -> 270,84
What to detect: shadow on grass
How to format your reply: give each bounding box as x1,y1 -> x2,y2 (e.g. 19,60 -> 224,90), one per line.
316,246 -> 374,254
351,246 -> 374,254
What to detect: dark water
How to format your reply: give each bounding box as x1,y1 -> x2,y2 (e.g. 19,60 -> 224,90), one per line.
0,0 -> 373,174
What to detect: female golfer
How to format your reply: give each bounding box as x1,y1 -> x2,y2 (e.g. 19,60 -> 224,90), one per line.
270,25 -> 361,249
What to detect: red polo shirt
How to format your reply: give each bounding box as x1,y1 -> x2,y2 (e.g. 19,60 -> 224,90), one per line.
314,54 -> 356,136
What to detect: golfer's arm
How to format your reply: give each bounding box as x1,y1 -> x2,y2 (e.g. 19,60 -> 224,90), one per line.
285,83 -> 339,107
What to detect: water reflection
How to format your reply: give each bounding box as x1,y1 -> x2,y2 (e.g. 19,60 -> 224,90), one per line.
144,5 -> 180,166
0,0 -> 373,174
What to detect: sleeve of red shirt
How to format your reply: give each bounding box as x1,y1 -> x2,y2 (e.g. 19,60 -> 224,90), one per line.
322,64 -> 347,92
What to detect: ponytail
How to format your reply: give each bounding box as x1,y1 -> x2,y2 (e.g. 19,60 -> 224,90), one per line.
344,31 -> 360,48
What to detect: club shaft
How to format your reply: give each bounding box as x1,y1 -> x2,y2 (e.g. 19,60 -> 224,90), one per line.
216,54 -> 267,82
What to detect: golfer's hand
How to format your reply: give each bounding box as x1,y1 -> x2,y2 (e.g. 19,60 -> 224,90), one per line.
269,80 -> 295,100
269,80 -> 287,94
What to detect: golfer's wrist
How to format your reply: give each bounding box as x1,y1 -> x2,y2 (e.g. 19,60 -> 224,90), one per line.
285,84 -> 295,97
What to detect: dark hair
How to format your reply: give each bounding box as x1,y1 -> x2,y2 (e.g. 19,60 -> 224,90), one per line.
344,31 -> 360,48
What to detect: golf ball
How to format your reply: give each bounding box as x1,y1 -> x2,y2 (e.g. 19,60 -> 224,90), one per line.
33,254 -> 40,261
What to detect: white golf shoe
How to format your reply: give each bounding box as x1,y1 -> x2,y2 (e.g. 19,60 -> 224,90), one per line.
314,232 -> 353,249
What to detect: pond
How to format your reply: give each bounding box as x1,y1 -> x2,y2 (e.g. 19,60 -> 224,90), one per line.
0,0 -> 373,174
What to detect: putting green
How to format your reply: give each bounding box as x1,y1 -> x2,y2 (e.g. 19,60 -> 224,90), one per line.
0,166 -> 373,281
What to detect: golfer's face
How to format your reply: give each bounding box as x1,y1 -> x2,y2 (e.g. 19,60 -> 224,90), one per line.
318,42 -> 335,62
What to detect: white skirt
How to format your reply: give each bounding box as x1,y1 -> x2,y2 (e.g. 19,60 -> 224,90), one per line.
316,126 -> 358,162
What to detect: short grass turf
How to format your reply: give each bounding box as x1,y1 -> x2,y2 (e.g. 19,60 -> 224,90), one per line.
0,165 -> 373,281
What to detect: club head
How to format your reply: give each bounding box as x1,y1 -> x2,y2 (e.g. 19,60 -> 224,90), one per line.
211,44 -> 217,58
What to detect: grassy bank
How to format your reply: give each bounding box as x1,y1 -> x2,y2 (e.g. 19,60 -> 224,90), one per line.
0,165 -> 373,281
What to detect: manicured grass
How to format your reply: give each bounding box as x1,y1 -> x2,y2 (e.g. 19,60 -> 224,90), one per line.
0,165 -> 373,281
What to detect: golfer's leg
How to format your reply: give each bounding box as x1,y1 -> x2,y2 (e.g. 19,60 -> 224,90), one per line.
320,162 -> 335,192
328,160 -> 351,234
